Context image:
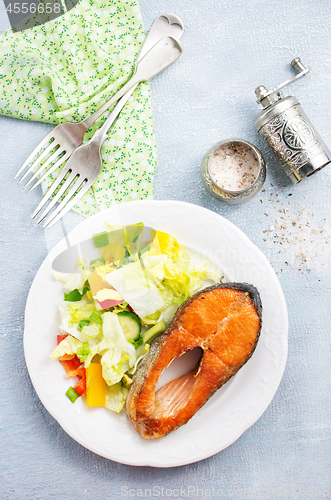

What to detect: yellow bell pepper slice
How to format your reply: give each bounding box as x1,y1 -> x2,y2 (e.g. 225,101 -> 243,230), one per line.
86,363 -> 106,407
101,243 -> 126,263
149,230 -> 183,259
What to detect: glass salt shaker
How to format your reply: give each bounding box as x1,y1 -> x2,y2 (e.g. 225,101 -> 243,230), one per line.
200,139 -> 266,204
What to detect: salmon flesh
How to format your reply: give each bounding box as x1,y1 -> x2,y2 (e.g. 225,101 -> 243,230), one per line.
126,282 -> 262,439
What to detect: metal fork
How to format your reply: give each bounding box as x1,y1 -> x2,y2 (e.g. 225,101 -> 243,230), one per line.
14,14 -> 184,193
34,36 -> 182,228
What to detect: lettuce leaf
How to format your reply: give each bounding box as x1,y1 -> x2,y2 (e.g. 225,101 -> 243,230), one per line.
105,383 -> 129,413
105,234 -> 222,323
105,265 -> 165,319
100,312 -> 136,385
53,270 -> 90,293
77,312 -> 137,387
49,336 -> 82,360
58,298 -> 103,342
127,343 -> 150,375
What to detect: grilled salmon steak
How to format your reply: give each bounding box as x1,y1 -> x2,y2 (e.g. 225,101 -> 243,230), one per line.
126,282 -> 262,439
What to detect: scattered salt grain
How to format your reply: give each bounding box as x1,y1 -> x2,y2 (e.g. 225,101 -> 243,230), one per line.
263,203 -> 330,272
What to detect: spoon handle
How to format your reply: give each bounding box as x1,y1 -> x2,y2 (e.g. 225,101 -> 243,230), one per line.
90,36 -> 182,147
81,75 -> 139,130
91,84 -> 138,147
81,14 -> 184,131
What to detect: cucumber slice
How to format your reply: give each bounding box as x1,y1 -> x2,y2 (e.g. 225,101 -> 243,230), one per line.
117,311 -> 141,342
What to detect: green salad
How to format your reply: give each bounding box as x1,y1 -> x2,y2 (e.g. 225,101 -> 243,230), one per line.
50,225 -> 222,412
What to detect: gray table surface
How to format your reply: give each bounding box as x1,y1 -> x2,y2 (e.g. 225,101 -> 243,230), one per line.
1,0 -> 331,499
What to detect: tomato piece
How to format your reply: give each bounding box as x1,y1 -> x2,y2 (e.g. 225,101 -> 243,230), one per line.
74,374 -> 87,396
59,356 -> 81,374
59,354 -> 75,361
57,334 -> 68,345
66,367 -> 86,379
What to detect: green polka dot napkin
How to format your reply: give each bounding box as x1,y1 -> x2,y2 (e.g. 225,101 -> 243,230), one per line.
0,0 -> 158,217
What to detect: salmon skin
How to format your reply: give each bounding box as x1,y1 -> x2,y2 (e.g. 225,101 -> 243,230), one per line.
126,282 -> 262,439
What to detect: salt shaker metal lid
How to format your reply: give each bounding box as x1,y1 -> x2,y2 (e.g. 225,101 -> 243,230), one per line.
254,58 -> 331,184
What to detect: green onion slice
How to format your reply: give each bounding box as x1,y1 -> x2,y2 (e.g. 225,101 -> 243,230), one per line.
90,312 -> 102,324
77,319 -> 90,331
66,387 -> 79,403
64,285 -> 89,302
64,289 -> 82,302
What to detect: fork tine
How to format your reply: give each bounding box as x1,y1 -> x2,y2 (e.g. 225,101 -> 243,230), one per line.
14,131 -> 54,179
42,175 -> 86,227
35,170 -> 77,224
31,166 -> 72,219
26,152 -> 70,193
23,148 -> 66,190
18,141 -> 59,185
44,178 -> 94,229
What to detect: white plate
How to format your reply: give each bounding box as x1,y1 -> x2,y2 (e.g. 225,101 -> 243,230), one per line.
24,200 -> 288,467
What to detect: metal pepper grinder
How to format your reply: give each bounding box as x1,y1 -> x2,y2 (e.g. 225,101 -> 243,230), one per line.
254,58 -> 331,184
